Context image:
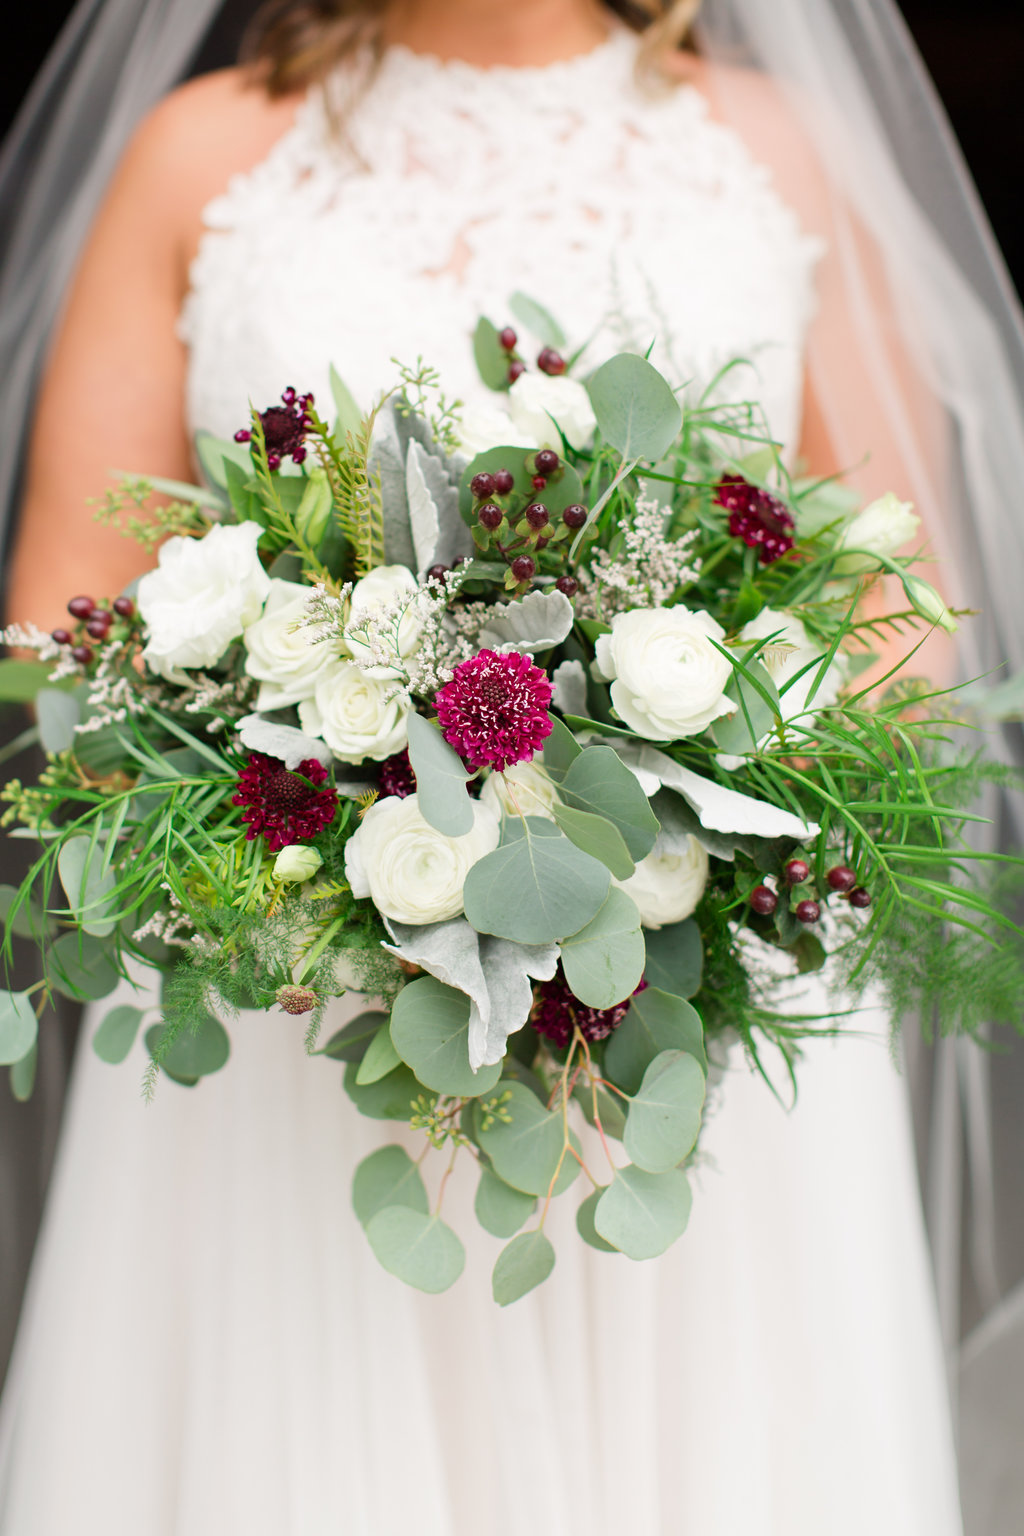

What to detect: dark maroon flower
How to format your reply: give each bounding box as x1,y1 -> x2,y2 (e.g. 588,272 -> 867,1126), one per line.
378,748 -> 417,800
714,474 -> 795,565
232,752 -> 336,852
235,387 -> 315,471
532,969 -> 646,1049
434,648 -> 552,772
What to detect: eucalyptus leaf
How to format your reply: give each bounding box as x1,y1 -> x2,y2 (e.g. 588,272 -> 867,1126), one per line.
559,888 -> 645,1009
594,1165 -> 692,1260
92,1004 -> 144,1065
642,919 -> 703,999
550,803 -> 635,880
576,1187 -> 618,1252
57,835 -> 118,938
352,1145 -> 429,1226
36,687 -> 81,754
560,746 -> 660,861
476,1081 -> 581,1197
0,991 -> 38,1066
604,987 -> 706,1095
356,1024 -> 404,1085
492,1230 -> 556,1305
509,291 -> 567,349
343,1060 -> 425,1120
542,713 -> 582,779
586,353 -> 682,462
319,1010 -> 388,1061
405,712 -> 474,836
624,1050 -> 706,1174
10,1041 -> 37,1101
475,1167 -> 538,1238
463,817 -> 609,945
474,316 -> 511,392
365,1206 -> 466,1293
0,885 -> 51,941
146,1014 -> 230,1081
573,1080 -> 628,1142
49,932 -> 119,1001
390,977 -> 502,1097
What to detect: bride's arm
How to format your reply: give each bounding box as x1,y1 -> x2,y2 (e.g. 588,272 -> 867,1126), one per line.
4,69 -> 300,633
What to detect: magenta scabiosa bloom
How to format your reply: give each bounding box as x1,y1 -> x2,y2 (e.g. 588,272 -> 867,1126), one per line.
531,970 -> 646,1050
232,753 -> 337,852
234,387 -> 315,470
715,474 -> 795,565
434,648 -> 553,772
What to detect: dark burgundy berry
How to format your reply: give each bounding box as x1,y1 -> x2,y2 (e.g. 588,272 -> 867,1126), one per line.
452,555 -> 469,569
498,327 -> 517,352
67,595 -> 95,620
537,347 -> 566,376
749,885 -> 778,916
555,575 -> 579,598
531,474 -> 547,492
795,900 -> 821,924
508,360 -> 527,384
826,865 -> 857,893
493,469 -> 515,495
426,564 -> 449,583
562,504 -> 588,530
71,645 -> 93,665
51,628 -> 72,646
525,502 -> 549,530
112,596 -> 135,618
85,618 -> 111,640
784,858 -> 811,885
470,471 -> 496,499
478,503 -> 504,530
535,449 -> 560,475
511,555 -> 536,582
848,887 -> 872,909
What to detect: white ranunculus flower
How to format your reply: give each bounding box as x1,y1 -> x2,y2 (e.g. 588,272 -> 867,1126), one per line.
614,829 -> 709,930
479,759 -> 561,822
344,564 -> 423,676
243,578 -> 340,710
456,399 -> 535,458
508,372 -> 597,451
594,606 -> 734,740
740,608 -> 844,722
272,844 -> 323,884
138,520 -> 270,680
298,660 -> 411,764
345,792 -> 500,925
833,492 -> 920,575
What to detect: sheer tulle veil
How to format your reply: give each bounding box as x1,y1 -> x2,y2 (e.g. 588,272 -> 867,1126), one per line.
1,0 -> 1022,1511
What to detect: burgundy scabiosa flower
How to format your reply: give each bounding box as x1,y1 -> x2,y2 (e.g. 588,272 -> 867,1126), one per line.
532,969 -> 646,1050
434,649 -> 553,772
232,753 -> 337,852
234,387 -> 315,470
715,473 -> 795,565
378,748 -> 417,800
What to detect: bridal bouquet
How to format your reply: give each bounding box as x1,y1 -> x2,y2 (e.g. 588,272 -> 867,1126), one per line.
2,297 -> 1020,1300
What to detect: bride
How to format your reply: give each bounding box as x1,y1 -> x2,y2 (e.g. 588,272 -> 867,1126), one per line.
2,0 -> 1021,1529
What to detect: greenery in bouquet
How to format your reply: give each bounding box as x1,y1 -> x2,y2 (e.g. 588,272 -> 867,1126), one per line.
2,293 -> 1021,1301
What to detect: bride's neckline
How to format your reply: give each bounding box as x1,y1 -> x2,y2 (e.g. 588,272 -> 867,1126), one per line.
371,24 -> 637,87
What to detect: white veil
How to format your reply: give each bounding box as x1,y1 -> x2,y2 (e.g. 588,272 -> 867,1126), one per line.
1,0 -> 1023,1522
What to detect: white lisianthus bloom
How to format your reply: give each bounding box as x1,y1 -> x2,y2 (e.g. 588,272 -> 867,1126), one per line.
594,606 -> 734,740
344,564 -> 424,676
456,399 -> 535,457
138,520 -> 270,680
345,792 -> 500,925
298,660 -> 411,763
614,829 -> 709,930
272,844 -> 323,884
479,759 -> 561,822
833,492 -> 920,575
508,372 -> 597,451
243,578 -> 340,710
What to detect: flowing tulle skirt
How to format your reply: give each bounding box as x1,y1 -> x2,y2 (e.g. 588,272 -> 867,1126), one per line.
0,978 -> 963,1535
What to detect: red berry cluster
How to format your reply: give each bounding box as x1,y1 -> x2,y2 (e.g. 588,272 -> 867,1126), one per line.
52,593 -> 136,668
497,325 -> 567,388
748,857 -> 872,926
468,461 -> 586,597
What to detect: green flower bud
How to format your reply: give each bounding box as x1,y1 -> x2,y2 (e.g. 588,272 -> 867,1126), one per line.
900,574 -> 958,634
273,843 -> 324,884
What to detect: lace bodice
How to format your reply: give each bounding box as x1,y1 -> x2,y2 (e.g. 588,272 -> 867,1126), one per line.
181,29 -> 822,452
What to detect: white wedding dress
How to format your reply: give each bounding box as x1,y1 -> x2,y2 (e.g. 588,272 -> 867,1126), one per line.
0,29 -> 963,1535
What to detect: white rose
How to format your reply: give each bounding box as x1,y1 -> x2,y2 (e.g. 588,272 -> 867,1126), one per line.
614,829 -> 709,930
272,844 -> 323,884
508,373 -> 597,451
594,606 -> 734,740
138,521 -> 270,680
345,564 -> 423,676
344,792 -> 500,925
479,759 -> 561,822
299,660 -> 412,764
833,493 -> 920,575
243,578 -> 340,709
456,399 -> 534,458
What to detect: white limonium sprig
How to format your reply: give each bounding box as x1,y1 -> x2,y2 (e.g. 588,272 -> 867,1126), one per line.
576,494 -> 700,619
74,640 -> 150,733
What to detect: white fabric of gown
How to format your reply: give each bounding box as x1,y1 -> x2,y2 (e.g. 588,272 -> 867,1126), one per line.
0,29 -> 963,1535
